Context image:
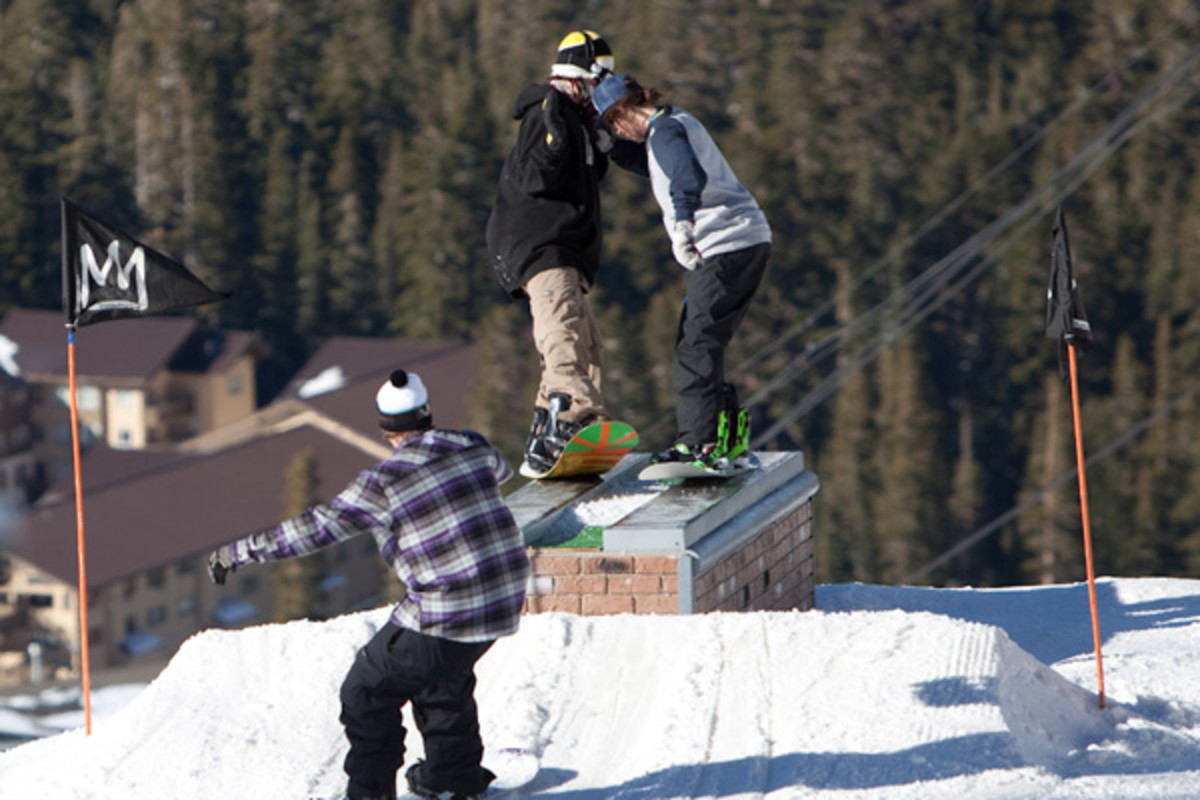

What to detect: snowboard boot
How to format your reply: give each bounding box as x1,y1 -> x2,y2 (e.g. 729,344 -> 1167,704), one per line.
405,760 -> 495,800
715,383 -> 750,463
523,406 -> 553,473
543,392 -> 594,457
651,441 -> 720,469
524,393 -> 577,474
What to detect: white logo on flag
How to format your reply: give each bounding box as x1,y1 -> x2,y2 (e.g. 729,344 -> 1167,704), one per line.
77,240 -> 148,314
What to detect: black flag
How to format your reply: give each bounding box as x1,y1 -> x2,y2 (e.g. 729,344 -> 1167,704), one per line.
61,197 -> 230,327
1045,206 -> 1093,379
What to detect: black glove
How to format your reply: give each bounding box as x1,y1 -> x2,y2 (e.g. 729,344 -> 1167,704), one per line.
208,545 -> 236,585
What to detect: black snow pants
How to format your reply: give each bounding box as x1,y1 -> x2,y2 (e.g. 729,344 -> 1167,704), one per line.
338,621 -> 493,799
673,242 -> 770,447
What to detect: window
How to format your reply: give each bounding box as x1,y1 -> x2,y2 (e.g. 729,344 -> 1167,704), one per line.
77,386 -> 101,411
12,424 -> 30,449
115,389 -> 137,408
54,385 -> 100,411
228,374 -> 242,395
146,605 -> 167,626
176,596 -> 196,617
25,594 -> 53,608
147,567 -> 165,589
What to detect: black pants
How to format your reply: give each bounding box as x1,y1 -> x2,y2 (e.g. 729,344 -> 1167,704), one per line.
674,243 -> 770,446
339,621 -> 493,798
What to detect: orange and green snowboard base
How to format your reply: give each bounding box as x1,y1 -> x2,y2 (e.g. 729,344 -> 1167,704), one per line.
519,420 -> 639,479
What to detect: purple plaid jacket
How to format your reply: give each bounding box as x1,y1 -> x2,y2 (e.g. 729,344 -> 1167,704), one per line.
229,429 -> 529,642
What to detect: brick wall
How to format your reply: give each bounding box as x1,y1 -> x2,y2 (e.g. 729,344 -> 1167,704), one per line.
693,501 -> 814,613
522,499 -> 815,616
523,553 -> 680,615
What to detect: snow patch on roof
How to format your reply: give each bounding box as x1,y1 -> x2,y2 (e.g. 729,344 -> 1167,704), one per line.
297,365 -> 346,399
0,335 -> 20,377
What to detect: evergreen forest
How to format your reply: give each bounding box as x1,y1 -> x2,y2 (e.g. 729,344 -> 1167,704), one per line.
3,0 -> 1200,589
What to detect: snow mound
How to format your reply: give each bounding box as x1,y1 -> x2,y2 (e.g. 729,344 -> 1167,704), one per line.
3,590 -> 1200,799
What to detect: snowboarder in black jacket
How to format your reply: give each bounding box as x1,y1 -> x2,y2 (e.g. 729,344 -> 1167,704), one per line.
485,30 -> 624,476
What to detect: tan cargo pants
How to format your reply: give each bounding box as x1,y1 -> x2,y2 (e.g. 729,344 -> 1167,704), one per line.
525,267 -> 607,423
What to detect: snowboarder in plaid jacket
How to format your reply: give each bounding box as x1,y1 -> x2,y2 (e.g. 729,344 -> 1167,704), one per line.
209,369 -> 530,800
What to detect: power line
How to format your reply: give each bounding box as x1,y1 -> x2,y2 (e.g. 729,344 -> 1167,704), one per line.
903,379 -> 1200,584
732,0 -> 1200,382
750,39 -> 1200,444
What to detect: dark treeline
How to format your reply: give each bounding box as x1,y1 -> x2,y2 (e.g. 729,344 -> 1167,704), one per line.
3,0 -> 1200,588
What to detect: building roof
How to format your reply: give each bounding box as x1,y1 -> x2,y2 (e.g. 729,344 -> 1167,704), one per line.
11,424 -> 384,586
283,336 -> 478,441
4,333 -> 483,587
0,308 -> 256,382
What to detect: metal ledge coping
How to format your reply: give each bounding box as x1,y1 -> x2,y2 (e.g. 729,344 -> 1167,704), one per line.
507,451 -> 815,552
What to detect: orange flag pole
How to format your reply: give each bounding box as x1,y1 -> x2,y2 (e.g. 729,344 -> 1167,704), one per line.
66,325 -> 93,734
1067,341 -> 1105,710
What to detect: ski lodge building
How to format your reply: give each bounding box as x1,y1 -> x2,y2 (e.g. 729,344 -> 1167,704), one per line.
0,320 -> 477,685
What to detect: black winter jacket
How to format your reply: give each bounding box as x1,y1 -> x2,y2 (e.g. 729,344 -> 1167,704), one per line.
486,84 -> 609,298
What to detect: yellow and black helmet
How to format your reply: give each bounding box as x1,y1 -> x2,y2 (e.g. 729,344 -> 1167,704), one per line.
550,30 -> 615,80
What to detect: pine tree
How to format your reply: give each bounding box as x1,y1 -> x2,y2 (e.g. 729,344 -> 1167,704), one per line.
1084,334 -> 1152,575
1016,375 -> 1080,584
326,123 -> 380,335
0,0 -> 102,309
468,304 -> 541,466
1134,316 -> 1186,574
814,365 -> 876,584
294,149 -> 327,342
271,447 -> 324,622
945,406 -> 984,583
814,257 -> 877,583
872,335 -> 944,584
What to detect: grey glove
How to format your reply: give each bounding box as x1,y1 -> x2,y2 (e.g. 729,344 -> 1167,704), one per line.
670,219 -> 702,270
208,545 -> 236,586
593,127 -> 614,154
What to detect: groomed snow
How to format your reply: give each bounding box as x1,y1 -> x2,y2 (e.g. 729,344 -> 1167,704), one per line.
2,577 -> 1199,799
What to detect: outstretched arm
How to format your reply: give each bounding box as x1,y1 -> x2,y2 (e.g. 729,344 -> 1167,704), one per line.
208,468 -> 389,583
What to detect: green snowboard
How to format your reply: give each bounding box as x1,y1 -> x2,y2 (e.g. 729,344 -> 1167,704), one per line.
519,420 -> 639,479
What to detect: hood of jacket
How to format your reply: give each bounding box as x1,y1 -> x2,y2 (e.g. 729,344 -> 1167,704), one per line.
512,83 -> 554,119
